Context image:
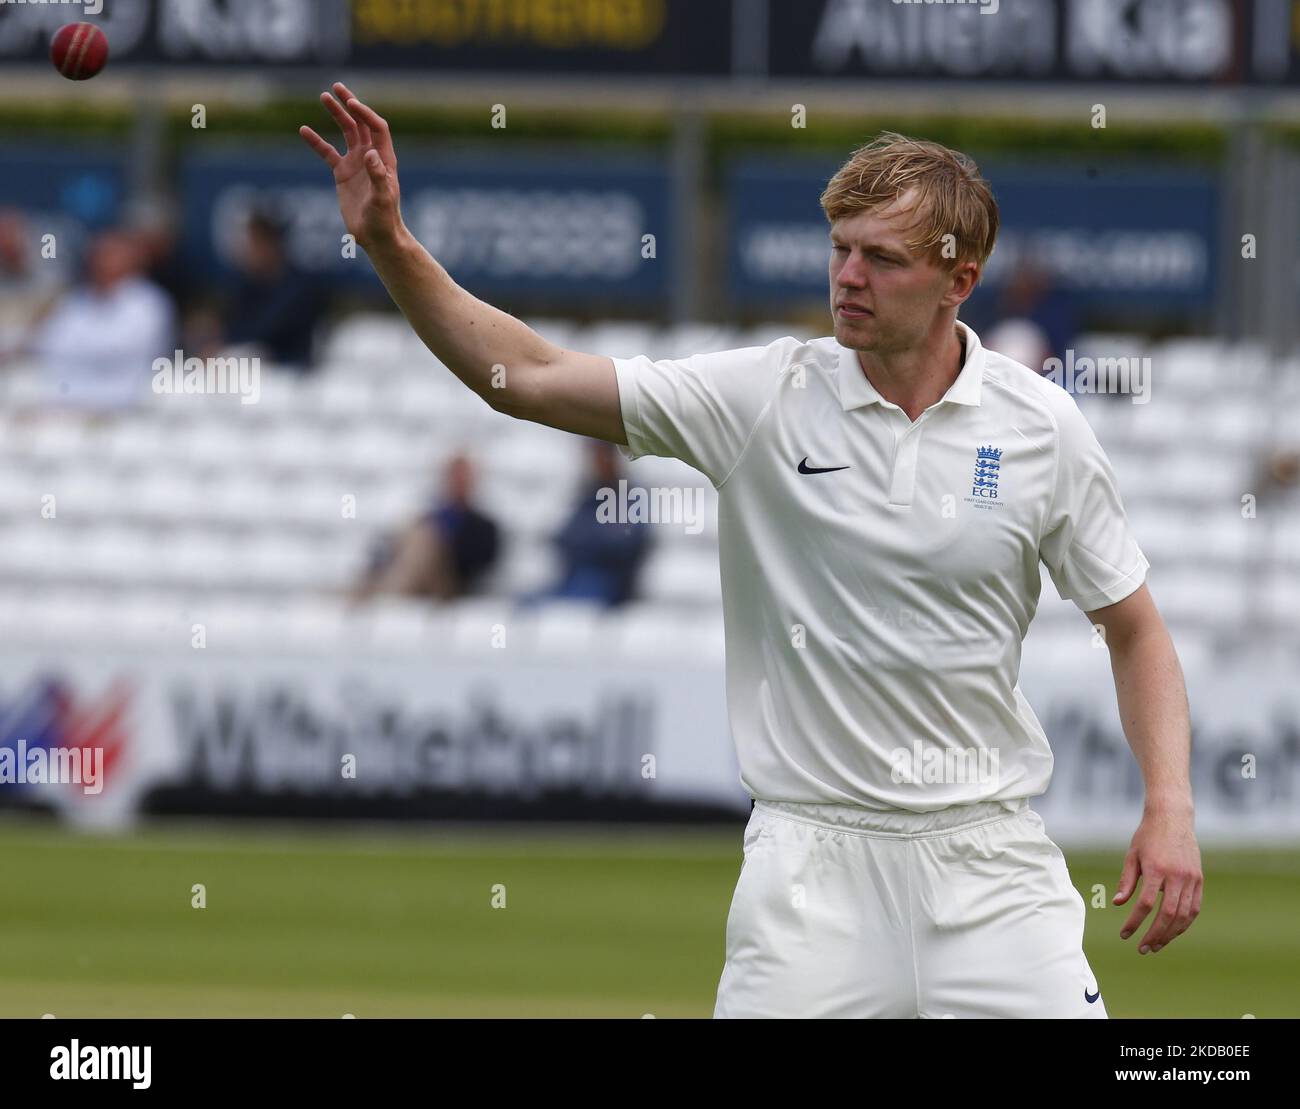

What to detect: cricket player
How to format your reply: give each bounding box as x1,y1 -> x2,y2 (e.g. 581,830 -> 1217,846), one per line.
302,83 -> 1203,1018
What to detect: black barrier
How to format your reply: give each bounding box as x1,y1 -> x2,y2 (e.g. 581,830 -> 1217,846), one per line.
1,0 -> 1298,84
0,1018 -> 1290,1085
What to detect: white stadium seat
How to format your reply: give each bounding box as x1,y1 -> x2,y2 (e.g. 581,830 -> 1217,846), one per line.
574,322 -> 656,359
656,324 -> 743,359
525,599 -> 607,654
449,597 -> 518,653
355,596 -> 449,651
613,603 -> 693,658
638,545 -> 723,606
486,541 -> 558,596
321,313 -> 414,367
519,318 -> 578,350
738,323 -> 807,350
312,374 -> 380,420
0,323 -> 1287,660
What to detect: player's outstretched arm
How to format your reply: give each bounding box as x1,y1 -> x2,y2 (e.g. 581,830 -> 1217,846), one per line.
300,82 -> 625,444
1085,584 -> 1202,955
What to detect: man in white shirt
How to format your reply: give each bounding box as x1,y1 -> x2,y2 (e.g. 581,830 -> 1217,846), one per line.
303,85 -> 1203,1018
30,230 -> 175,412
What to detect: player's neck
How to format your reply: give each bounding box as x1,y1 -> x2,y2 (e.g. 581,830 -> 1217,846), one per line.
857,323 -> 966,423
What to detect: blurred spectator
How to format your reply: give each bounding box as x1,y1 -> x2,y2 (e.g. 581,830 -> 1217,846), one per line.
0,208 -> 63,361
125,194 -> 196,318
214,209 -> 327,370
27,229 -> 175,411
986,261 -> 1076,373
127,195 -> 224,360
984,316 -> 1051,373
352,452 -> 500,603
1251,448 -> 1300,510
530,440 -> 651,608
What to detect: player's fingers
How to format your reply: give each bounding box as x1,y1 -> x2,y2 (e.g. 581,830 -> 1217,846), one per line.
333,82 -> 385,153
1169,879 -> 1199,941
345,97 -> 396,163
299,126 -> 342,169
1119,871 -> 1161,942
1113,848 -> 1140,905
1141,876 -> 1185,952
363,148 -> 390,192
332,84 -> 373,148
1174,874 -> 1201,935
320,91 -> 360,148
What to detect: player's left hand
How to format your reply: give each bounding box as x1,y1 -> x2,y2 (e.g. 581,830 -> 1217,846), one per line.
1113,805 -> 1202,955
300,81 -> 404,251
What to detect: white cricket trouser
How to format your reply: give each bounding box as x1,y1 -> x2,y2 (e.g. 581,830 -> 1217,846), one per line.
714,797 -> 1107,1018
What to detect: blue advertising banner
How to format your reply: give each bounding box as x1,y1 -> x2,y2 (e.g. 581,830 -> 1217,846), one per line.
0,147 -> 127,285
179,148 -> 671,302
0,148 -> 124,228
727,157 -> 1218,314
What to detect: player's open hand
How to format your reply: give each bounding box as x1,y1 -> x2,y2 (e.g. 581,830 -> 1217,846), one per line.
300,82 -> 404,251
1113,806 -> 1203,956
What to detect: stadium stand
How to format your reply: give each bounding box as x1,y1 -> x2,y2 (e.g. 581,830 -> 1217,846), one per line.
1,316 -> 1296,669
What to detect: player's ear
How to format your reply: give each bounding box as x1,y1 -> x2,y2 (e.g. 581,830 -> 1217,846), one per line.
944,261 -> 979,307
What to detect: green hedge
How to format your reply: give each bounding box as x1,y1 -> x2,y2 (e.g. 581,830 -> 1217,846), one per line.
0,98 -> 1227,165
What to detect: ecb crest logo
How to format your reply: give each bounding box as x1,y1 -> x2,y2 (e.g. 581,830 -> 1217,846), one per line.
971,445 -> 1002,499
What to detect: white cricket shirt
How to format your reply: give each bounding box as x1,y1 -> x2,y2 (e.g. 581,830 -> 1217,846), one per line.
612,320 -> 1149,811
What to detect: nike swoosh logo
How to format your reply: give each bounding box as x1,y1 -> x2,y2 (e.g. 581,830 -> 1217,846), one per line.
797,456 -> 850,475
1084,987 -> 1100,1004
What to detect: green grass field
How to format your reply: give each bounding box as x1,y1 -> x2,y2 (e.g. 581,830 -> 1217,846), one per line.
1,815 -> 1296,1018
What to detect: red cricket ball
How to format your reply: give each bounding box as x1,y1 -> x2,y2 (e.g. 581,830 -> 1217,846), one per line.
50,22 -> 109,81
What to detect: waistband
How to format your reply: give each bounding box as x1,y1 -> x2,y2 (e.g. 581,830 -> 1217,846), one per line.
754,797 -> 1029,838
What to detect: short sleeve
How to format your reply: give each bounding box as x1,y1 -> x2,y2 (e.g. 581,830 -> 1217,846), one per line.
612,338 -> 797,487
1039,397 -> 1149,612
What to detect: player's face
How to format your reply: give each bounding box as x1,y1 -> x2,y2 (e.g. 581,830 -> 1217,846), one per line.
828,195 -> 957,355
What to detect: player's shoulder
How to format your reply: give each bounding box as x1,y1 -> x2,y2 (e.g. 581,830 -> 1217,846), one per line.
735,333 -> 824,369
691,333 -> 826,380
645,333 -> 804,368
802,334 -> 845,363
796,334 -> 854,380
979,341 -> 1090,443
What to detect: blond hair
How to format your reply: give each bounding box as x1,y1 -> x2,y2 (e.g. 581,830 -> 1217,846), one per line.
819,132 -> 999,276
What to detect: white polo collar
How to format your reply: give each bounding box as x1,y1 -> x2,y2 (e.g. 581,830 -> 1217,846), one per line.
836,319 -> 985,412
